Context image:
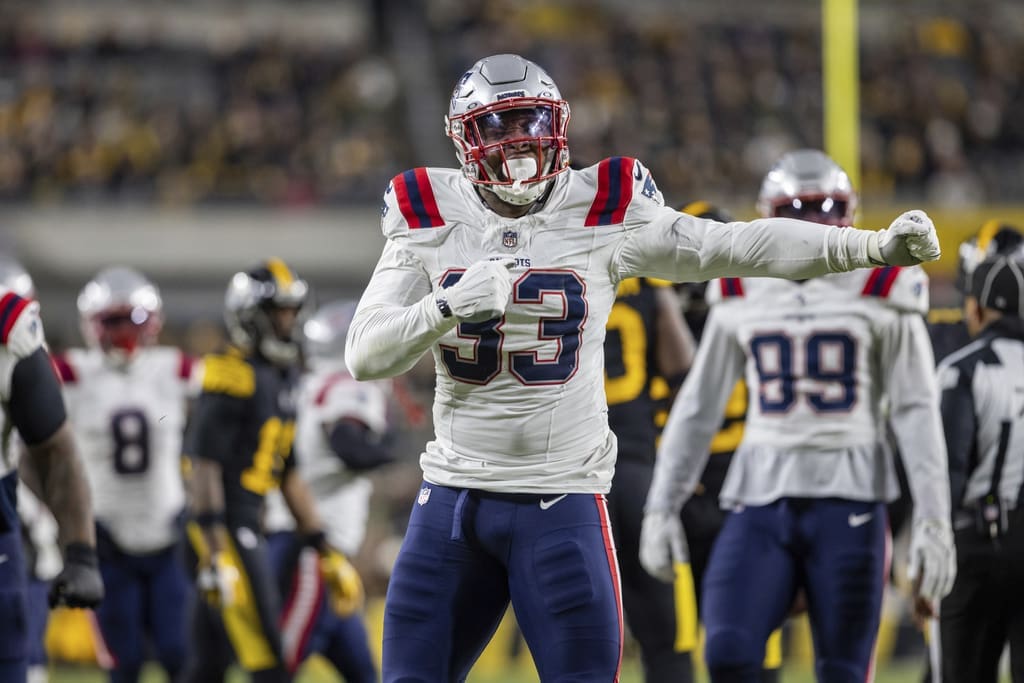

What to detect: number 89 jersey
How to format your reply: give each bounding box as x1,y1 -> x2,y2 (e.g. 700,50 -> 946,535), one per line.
693,266 -> 938,505
54,346 -> 194,553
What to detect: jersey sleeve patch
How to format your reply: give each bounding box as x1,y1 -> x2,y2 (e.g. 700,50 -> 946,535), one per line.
718,278 -> 745,298
0,292 -> 32,344
200,353 -> 255,398
392,168 -> 445,229
50,353 -> 77,384
585,157 -> 636,227
861,266 -> 901,298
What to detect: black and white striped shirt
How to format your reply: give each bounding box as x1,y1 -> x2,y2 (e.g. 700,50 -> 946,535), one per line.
937,317 -> 1024,511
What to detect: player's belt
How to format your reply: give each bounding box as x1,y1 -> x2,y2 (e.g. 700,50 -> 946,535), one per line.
469,489 -> 565,505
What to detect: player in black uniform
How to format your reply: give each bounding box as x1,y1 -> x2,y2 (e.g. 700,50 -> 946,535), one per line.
184,259 -> 361,683
604,274 -> 696,681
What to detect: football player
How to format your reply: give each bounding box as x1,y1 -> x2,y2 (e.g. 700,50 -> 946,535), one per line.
0,257 -> 63,683
344,52 -> 944,680
264,299 -> 390,681
670,202 -> 783,683
53,266 -> 194,683
641,150 -> 956,682
184,260 -> 361,683
604,275 -> 696,681
0,256 -> 103,681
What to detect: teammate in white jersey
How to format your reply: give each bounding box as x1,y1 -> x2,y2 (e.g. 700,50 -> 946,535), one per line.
0,257 -> 63,683
344,54 -> 944,681
0,265 -> 103,681
641,150 -> 956,682
54,266 -> 194,683
264,300 -> 389,680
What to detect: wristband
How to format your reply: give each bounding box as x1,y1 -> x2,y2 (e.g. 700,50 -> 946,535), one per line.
436,296 -> 453,318
867,232 -> 886,266
64,542 -> 98,568
195,510 -> 226,529
303,530 -> 330,554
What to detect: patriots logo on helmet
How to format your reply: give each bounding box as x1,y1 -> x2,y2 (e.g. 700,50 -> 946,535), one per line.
502,230 -> 518,249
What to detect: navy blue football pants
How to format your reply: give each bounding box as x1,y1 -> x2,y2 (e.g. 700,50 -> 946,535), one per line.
94,521 -> 191,683
702,498 -> 888,683
383,482 -> 623,682
266,531 -> 376,682
0,472 -> 28,682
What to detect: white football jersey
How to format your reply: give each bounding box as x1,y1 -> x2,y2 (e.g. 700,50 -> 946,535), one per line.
655,266 -> 950,521
263,363 -> 389,555
348,158 -> 882,494
0,287 -> 47,478
58,346 -> 194,553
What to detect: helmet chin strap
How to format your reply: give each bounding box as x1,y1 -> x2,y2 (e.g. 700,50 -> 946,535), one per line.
491,157 -> 550,206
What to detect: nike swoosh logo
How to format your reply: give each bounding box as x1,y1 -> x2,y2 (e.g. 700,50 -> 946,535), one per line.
848,512 -> 873,528
539,494 -> 568,510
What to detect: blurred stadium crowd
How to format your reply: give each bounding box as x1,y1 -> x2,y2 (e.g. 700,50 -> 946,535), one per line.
3,1 -> 1024,681
0,0 -> 1022,208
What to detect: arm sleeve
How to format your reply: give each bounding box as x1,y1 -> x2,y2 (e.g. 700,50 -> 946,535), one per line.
645,307 -> 745,513
937,361 -> 975,509
881,313 -> 952,522
345,239 -> 459,380
184,392 -> 243,465
327,419 -> 394,471
614,211 -> 879,283
9,348 -> 67,445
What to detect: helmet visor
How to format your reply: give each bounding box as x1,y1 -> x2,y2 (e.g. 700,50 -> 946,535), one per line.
773,197 -> 850,226
473,105 -> 556,146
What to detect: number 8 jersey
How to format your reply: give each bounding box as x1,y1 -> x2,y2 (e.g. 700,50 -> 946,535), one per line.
663,266 -> 948,518
54,346 -> 195,553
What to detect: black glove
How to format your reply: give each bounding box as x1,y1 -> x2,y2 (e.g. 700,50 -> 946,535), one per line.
49,542 -> 104,608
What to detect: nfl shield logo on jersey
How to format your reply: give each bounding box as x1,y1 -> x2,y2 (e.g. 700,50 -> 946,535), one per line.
417,487 -> 431,506
502,230 -> 518,249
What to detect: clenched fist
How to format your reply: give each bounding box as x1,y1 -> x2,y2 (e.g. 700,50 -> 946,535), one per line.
873,210 -> 942,266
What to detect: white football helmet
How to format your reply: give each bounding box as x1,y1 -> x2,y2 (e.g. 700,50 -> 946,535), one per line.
303,299 -> 357,370
77,266 -> 163,364
445,53 -> 571,206
0,255 -> 35,299
224,258 -> 308,366
757,149 -> 857,227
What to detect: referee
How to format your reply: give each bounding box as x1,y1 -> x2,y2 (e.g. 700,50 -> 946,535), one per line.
935,252 -> 1024,682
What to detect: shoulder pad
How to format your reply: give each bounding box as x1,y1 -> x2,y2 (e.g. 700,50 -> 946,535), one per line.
860,265 -> 928,314
705,278 -> 746,305
381,168 -> 447,237
0,292 -> 44,359
583,157 -> 664,227
200,352 -> 255,398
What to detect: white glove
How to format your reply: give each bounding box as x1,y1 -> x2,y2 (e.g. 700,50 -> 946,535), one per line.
639,510 -> 689,583
907,517 -> 957,605
441,258 -> 515,323
197,553 -> 241,608
871,210 -> 941,266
